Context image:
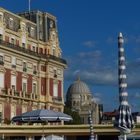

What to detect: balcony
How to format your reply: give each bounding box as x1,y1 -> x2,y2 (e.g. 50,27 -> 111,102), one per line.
25,93 -> 30,98
0,40 -> 67,65
48,55 -> 67,65
31,93 -> 38,100
33,70 -> 37,75
11,64 -> 16,68
0,88 -> 7,95
23,67 -> 27,72
0,88 -> 39,101
52,96 -> 62,103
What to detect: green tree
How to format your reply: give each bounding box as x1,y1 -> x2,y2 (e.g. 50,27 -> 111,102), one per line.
64,106 -> 82,124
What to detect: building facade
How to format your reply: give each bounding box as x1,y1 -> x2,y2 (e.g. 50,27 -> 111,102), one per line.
66,77 -> 100,124
0,7 -> 67,123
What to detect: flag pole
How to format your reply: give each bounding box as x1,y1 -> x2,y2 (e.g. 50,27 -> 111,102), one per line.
28,0 -> 31,12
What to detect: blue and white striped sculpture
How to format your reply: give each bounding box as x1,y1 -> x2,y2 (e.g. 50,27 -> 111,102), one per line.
114,33 -> 134,139
89,110 -> 94,140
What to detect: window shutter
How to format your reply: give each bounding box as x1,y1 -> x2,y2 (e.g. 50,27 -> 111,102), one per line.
36,47 -> 38,53
4,102 -> 11,120
5,36 -> 9,42
27,74 -> 32,93
4,69 -> 11,89
16,40 -> 19,46
58,80 -> 62,97
50,78 -> 53,96
41,77 -> 46,95
16,72 -> 22,92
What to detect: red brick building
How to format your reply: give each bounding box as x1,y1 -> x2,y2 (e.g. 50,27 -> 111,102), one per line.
0,8 -> 67,123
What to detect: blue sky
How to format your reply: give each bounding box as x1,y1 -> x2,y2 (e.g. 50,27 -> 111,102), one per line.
1,0 -> 140,112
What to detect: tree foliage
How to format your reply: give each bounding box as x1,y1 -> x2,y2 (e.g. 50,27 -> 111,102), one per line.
64,106 -> 82,124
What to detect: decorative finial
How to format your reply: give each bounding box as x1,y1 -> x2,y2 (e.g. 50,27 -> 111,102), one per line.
76,75 -> 80,81
118,32 -> 124,44
119,32 -> 123,38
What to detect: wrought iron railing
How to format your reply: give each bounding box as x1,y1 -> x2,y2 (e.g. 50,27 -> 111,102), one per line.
0,88 -> 38,101
0,40 -> 67,65
52,96 -> 62,103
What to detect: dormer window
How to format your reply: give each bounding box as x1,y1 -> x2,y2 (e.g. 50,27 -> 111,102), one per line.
30,27 -> 35,38
9,18 -> 14,29
21,22 -> 26,31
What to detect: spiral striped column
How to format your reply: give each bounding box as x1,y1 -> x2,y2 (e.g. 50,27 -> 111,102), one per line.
89,110 -> 94,140
118,32 -> 128,105
114,32 -> 134,134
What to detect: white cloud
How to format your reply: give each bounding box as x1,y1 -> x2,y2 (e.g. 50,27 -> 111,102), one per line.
78,50 -> 101,58
106,37 -> 116,44
82,40 -> 97,48
92,97 -> 101,103
65,48 -> 140,89
134,92 -> 140,98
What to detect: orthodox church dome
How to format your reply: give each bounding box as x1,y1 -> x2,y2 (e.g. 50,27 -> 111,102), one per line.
67,77 -> 91,95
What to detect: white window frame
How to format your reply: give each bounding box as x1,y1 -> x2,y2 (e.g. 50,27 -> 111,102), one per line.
11,38 -> 14,45
32,46 -> 36,52
11,57 -> 16,66
9,18 -> 14,28
22,78 -> 27,92
32,82 -> 37,94
53,81 -> 58,97
30,27 -> 35,37
22,43 -> 25,48
0,73 -> 4,88
11,75 -> 16,90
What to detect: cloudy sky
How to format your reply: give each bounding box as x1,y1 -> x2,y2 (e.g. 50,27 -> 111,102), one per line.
1,0 -> 140,111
